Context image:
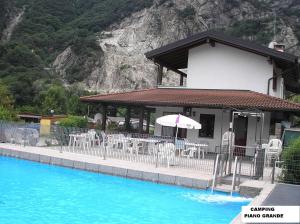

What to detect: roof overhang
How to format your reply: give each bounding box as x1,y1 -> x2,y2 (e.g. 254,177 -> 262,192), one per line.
80,88 -> 300,113
145,31 -> 298,69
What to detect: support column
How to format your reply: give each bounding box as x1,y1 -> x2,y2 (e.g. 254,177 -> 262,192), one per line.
125,106 -> 131,131
110,106 -> 117,117
138,107 -> 145,134
180,75 -> 184,86
146,110 -> 151,134
101,104 -> 107,131
157,65 -> 163,86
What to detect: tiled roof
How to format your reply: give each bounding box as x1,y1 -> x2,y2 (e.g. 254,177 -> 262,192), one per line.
145,31 -> 298,66
80,88 -> 300,112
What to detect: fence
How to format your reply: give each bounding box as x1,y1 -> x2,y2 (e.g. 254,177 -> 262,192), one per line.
0,120 -> 299,185
272,156 -> 300,185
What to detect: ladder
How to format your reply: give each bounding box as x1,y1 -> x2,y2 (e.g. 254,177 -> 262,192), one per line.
211,154 -> 242,194
231,156 -> 242,196
211,154 -> 227,193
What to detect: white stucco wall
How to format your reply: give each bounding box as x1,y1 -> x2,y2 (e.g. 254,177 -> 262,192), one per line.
186,43 -> 282,97
153,106 -> 271,156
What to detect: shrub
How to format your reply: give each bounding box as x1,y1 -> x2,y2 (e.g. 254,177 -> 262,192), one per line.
0,106 -> 17,121
59,115 -> 88,128
281,138 -> 300,184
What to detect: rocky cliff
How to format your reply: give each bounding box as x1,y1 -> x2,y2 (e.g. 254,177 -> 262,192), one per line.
53,0 -> 300,93
5,0 -> 300,93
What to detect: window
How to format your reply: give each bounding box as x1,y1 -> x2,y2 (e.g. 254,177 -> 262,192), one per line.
199,114 -> 215,138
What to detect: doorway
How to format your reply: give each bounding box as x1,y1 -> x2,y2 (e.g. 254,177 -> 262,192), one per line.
233,115 -> 248,156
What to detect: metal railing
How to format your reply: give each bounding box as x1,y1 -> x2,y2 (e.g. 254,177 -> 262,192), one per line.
1,120 -> 299,185
271,159 -> 300,185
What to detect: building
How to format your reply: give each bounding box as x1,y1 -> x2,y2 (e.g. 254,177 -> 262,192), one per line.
81,31 -> 300,156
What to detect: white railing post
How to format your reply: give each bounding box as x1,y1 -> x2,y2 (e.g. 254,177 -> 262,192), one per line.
211,154 -> 220,193
231,156 -> 238,196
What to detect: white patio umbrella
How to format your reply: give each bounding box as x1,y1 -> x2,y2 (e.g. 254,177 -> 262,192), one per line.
156,114 -> 202,139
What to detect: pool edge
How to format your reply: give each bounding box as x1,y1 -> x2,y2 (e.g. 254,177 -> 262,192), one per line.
0,146 -> 211,190
230,182 -> 276,224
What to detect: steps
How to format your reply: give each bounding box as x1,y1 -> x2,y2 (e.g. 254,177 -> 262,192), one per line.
211,155 -> 243,195
214,184 -> 239,193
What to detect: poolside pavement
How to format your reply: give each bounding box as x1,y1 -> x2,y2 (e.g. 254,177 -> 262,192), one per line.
0,143 -> 212,189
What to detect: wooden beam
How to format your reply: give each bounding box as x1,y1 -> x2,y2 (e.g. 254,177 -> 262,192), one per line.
138,107 -> 145,133
101,104 -> 107,131
166,66 -> 187,77
125,106 -> 131,131
157,58 -> 187,78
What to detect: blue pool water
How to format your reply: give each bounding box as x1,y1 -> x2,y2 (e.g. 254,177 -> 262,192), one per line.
0,156 -> 251,224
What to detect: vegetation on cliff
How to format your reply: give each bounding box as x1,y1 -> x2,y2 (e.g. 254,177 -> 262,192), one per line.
0,0 -> 154,115
0,0 -> 299,117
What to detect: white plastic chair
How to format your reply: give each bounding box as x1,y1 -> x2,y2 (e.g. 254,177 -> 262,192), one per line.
264,139 -> 282,166
79,133 -> 91,151
125,139 -> 142,155
199,141 -> 209,158
106,135 -> 117,149
87,130 -> 100,148
158,143 -> 176,168
181,147 -> 197,158
175,139 -> 186,157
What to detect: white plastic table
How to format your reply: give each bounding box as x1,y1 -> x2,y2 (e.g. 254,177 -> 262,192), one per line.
184,142 -> 208,159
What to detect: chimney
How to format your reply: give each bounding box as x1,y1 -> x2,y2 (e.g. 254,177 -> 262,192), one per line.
268,41 -> 285,52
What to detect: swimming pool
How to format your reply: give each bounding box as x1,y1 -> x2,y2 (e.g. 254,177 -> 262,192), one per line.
0,156 -> 251,224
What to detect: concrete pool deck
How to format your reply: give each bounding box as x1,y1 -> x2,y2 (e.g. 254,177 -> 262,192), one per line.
0,143 -> 213,189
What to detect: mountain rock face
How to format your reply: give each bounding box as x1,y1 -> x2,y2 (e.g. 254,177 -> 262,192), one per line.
0,0 -> 19,42
1,8 -> 24,43
30,0 -> 300,92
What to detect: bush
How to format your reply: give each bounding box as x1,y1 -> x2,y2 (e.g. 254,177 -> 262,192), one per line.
59,115 -> 88,128
281,138 -> 300,184
0,106 -> 17,121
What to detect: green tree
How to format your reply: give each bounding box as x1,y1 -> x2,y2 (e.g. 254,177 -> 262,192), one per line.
42,85 -> 67,114
4,44 -> 43,68
289,95 -> 300,126
0,106 -> 16,121
66,84 -> 97,115
291,95 -> 300,103
0,82 -> 14,108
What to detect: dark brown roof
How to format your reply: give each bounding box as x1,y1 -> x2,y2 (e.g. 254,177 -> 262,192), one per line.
80,88 -> 300,112
145,30 -> 298,69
